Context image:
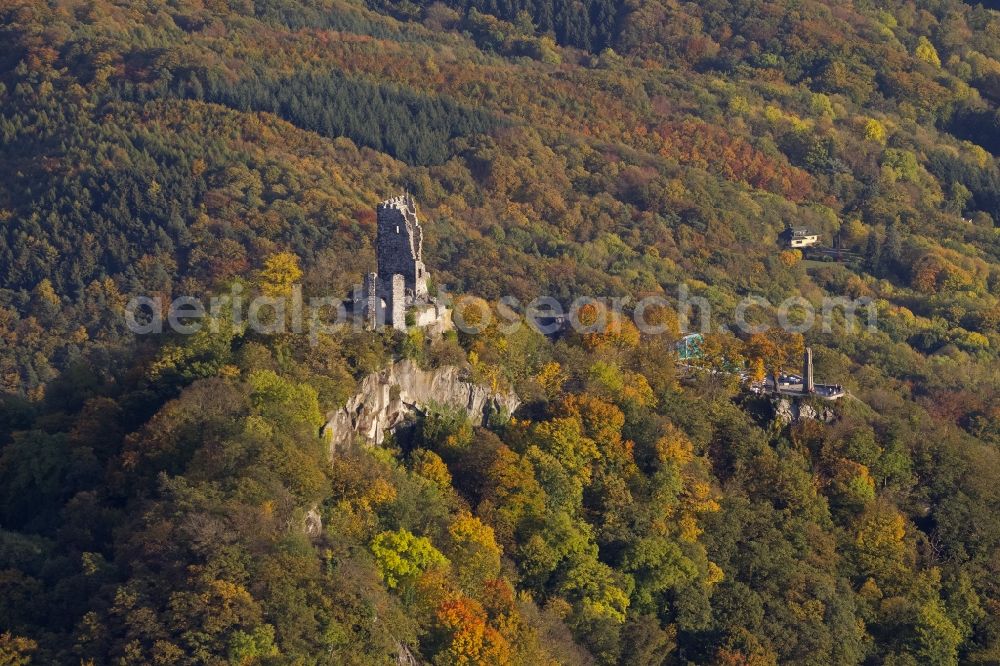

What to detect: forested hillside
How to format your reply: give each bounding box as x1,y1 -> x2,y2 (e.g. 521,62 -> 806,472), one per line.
1,0 -> 999,663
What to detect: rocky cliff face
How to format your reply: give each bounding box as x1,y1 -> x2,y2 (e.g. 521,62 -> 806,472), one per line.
773,396 -> 835,425
323,360 -> 520,452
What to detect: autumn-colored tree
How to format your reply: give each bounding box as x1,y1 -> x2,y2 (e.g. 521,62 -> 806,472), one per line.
744,330 -> 804,375
557,394 -> 624,449
852,503 -> 914,594
2,1 -> 1000,664
432,597 -> 512,665
0,632 -> 37,666
915,37 -> 942,68
535,361 -> 568,401
257,251 -> 302,298
532,416 -> 600,484
411,448 -> 454,490
447,513 -> 503,593
371,529 -> 450,590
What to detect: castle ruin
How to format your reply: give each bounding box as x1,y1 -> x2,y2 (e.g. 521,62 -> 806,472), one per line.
356,194 -> 449,331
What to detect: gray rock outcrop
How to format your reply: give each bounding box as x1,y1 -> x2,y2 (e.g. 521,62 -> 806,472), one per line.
773,397 -> 835,425
303,507 -> 322,538
323,360 -> 520,452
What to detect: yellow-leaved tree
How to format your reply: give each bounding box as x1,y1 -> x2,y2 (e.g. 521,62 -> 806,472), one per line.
257,251 -> 302,298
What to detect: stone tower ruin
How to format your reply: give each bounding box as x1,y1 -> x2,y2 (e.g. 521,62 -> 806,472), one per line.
357,194 -> 448,331
376,193 -> 428,302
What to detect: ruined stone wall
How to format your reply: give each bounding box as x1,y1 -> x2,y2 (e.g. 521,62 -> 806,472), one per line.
376,196 -> 426,298
364,272 -> 378,330
412,303 -> 441,328
413,261 -> 427,299
390,274 -> 406,330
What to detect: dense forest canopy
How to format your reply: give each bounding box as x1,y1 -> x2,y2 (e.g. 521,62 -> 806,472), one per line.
0,0 -> 999,663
